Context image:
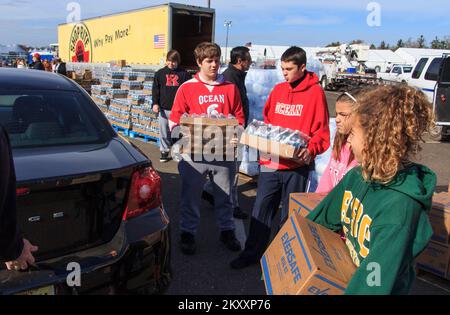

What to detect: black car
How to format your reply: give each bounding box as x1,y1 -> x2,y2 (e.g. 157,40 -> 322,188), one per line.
0,68 -> 170,295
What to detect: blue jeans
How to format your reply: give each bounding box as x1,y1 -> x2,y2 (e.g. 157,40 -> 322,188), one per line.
178,159 -> 235,235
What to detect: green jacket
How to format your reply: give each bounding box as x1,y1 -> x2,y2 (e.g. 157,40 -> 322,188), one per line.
307,163 -> 436,295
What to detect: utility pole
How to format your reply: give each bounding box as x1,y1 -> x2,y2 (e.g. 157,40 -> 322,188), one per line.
207,0 -> 211,8
224,20 -> 232,64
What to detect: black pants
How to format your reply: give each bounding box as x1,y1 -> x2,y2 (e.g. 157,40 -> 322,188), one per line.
240,165 -> 310,261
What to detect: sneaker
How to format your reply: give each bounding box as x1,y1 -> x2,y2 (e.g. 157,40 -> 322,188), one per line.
201,191 -> 215,206
230,255 -> 259,270
180,232 -> 196,255
233,207 -> 249,220
160,152 -> 171,163
220,230 -> 241,252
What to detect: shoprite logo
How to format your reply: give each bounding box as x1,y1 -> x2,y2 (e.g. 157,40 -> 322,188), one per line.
69,23 -> 92,62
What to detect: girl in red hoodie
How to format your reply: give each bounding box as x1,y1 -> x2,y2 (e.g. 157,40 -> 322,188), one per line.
231,46 -> 330,269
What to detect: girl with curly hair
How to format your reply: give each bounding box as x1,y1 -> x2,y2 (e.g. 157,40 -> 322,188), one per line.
307,85 -> 437,294
316,89 -> 364,193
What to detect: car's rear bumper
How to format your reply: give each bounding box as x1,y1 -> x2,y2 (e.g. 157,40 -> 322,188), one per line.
0,207 -> 171,295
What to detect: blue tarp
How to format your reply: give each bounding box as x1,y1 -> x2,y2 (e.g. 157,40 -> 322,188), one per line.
28,51 -> 54,64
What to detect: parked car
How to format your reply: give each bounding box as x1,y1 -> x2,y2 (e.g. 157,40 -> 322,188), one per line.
377,64 -> 413,83
0,68 -> 171,295
408,55 -> 450,140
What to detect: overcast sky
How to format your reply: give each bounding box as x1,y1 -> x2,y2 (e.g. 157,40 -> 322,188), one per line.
0,0 -> 448,47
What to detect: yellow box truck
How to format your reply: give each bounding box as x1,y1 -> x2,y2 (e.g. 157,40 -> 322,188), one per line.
58,3 -> 215,68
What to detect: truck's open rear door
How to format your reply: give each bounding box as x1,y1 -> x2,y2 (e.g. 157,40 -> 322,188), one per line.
435,54 -> 450,126
171,5 -> 215,69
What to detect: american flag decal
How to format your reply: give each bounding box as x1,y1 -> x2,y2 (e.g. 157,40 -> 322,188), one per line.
154,34 -> 166,49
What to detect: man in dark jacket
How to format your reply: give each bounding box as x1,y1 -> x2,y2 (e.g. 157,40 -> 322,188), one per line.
223,46 -> 252,126
54,57 -> 67,76
0,126 -> 38,270
31,53 -> 45,71
152,50 -> 191,163
202,46 -> 252,219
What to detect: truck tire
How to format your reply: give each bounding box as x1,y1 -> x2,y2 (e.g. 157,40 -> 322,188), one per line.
321,76 -> 328,90
375,66 -> 381,73
428,125 -> 443,142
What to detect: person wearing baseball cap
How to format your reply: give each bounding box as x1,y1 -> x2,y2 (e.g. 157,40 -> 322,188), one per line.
31,53 -> 45,71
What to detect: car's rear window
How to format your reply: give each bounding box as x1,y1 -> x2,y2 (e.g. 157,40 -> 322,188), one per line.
0,90 -> 112,148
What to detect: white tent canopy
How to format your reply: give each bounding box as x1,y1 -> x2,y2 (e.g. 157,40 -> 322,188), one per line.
394,48 -> 450,66
365,49 -> 407,72
368,50 -> 406,63
220,45 -> 324,63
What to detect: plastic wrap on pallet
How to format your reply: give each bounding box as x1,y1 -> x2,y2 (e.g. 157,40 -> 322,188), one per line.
109,105 -> 130,117
244,119 -> 310,148
132,122 -> 160,134
101,79 -> 122,89
123,72 -> 139,80
121,80 -> 144,90
239,145 -> 260,177
105,113 -> 131,125
95,102 -> 109,112
142,82 -> 153,95
110,98 -> 132,109
143,96 -> 153,105
181,112 -> 237,120
130,93 -> 147,102
136,72 -> 155,81
91,85 -> 109,94
128,89 -> 145,96
142,104 -> 157,115
107,88 -> 128,98
244,58 -> 324,122
143,82 -> 153,89
92,94 -> 110,105
106,70 -> 125,79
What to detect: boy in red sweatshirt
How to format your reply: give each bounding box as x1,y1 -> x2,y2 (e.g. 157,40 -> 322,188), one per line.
169,42 -> 245,255
231,46 -> 330,269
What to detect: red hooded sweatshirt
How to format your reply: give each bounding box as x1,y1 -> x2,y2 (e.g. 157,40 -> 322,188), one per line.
261,71 -> 330,170
169,73 -> 245,128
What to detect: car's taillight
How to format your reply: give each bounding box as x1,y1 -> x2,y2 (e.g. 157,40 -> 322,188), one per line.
123,166 -> 162,221
16,188 -> 30,196
441,94 -> 447,104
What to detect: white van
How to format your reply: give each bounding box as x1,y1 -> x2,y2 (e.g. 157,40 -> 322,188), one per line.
377,64 -> 413,83
408,55 -> 450,140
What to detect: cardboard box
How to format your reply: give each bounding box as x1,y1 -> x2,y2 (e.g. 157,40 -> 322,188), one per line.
180,117 -> 239,157
261,215 -> 356,295
180,116 -> 239,127
240,133 -> 300,160
83,70 -> 93,80
429,193 -> 450,245
107,89 -> 128,99
117,60 -> 127,68
71,72 -> 83,80
416,241 -> 450,279
121,80 -> 144,90
289,193 -> 327,218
